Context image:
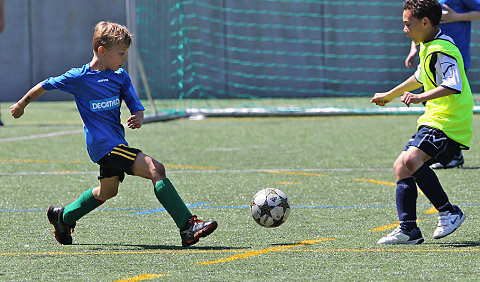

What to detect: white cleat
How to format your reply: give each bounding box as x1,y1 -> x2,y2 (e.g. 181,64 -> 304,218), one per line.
377,226 -> 424,245
433,206 -> 465,239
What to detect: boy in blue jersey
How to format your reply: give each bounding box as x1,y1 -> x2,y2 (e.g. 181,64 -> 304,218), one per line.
371,0 -> 471,244
10,21 -> 217,247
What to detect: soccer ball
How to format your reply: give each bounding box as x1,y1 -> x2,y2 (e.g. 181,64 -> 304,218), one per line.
250,188 -> 290,228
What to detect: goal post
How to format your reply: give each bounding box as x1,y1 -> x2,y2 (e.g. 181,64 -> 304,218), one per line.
125,0 -> 480,120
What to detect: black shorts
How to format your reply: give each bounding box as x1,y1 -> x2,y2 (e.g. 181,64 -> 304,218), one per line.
97,144 -> 142,182
404,126 -> 462,166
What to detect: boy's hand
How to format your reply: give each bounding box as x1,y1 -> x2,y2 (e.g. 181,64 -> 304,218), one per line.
405,54 -> 416,69
440,4 -> 458,24
127,111 -> 144,129
400,92 -> 422,107
10,103 -> 25,118
370,92 -> 394,106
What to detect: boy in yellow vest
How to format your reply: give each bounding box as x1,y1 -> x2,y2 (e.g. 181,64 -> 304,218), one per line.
371,0 -> 472,244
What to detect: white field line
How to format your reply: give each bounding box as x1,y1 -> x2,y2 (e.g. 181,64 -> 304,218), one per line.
0,167 -> 392,176
0,129 -> 83,143
0,171 -> 98,176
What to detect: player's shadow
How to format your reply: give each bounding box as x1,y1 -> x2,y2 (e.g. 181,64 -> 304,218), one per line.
75,243 -> 243,251
457,166 -> 480,170
425,241 -> 480,248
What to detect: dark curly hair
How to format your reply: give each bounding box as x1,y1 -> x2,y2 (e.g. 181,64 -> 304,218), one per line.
403,0 -> 442,27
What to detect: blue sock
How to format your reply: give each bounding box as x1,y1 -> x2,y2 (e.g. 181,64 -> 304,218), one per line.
396,177 -> 418,231
412,163 -> 453,212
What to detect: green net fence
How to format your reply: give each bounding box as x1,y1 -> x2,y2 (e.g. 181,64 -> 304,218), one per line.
130,0 -> 480,119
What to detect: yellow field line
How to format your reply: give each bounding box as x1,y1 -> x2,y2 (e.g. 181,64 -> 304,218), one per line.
368,223 -> 399,232
370,205 -> 437,232
424,206 -> 438,214
196,238 -> 334,265
355,178 -> 426,195
355,178 -> 396,186
275,181 -> 301,185
369,220 -> 422,232
114,274 -> 166,282
266,170 -> 326,177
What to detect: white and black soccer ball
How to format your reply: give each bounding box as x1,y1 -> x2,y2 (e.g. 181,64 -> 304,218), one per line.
250,188 -> 290,228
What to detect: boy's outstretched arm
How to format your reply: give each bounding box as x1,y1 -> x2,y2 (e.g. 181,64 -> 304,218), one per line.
371,75 -> 422,106
401,86 -> 456,107
10,82 -> 47,118
405,41 -> 418,69
127,110 -> 144,129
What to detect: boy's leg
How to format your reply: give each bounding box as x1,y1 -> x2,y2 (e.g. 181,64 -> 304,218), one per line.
378,152 -> 424,245
393,152 -> 419,231
154,178 -> 193,229
396,177 -> 418,231
154,178 -> 218,246
131,153 -> 192,229
132,152 -> 217,246
412,163 -> 452,212
404,147 -> 454,212
405,147 -> 465,239
63,177 -> 119,225
47,177 -> 118,245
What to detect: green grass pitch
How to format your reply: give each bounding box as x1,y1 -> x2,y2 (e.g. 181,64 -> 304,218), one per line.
1,100 -> 480,281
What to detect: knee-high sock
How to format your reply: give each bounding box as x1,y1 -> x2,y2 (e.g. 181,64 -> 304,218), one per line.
412,163 -> 453,212
396,177 -> 418,231
63,188 -> 104,226
154,178 -> 193,230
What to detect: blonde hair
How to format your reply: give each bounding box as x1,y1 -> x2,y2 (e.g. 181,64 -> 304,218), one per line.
92,21 -> 132,52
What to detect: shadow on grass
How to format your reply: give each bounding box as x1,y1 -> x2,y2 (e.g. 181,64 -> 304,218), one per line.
425,241 -> 480,248
455,166 -> 480,170
74,243 -> 244,251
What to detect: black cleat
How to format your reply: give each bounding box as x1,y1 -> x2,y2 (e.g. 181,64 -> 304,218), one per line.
180,215 -> 217,247
47,206 -> 75,245
431,152 -> 464,169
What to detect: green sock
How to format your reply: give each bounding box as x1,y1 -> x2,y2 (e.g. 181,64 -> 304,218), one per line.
63,188 -> 104,226
154,178 -> 193,230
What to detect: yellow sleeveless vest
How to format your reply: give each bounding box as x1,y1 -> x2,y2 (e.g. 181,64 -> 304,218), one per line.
417,38 -> 473,148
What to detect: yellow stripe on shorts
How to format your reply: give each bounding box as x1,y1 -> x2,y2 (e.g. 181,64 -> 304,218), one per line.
110,151 -> 136,161
113,145 -> 138,157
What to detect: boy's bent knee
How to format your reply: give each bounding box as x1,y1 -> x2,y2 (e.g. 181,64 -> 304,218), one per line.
153,160 -> 165,174
393,156 -> 412,181
403,154 -> 424,174
149,159 -> 166,179
96,176 -> 121,201
93,186 -> 119,201
132,153 -> 166,180
101,190 -> 118,200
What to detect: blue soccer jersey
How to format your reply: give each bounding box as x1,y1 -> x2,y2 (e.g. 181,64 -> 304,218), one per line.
439,0 -> 480,69
42,63 -> 145,163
